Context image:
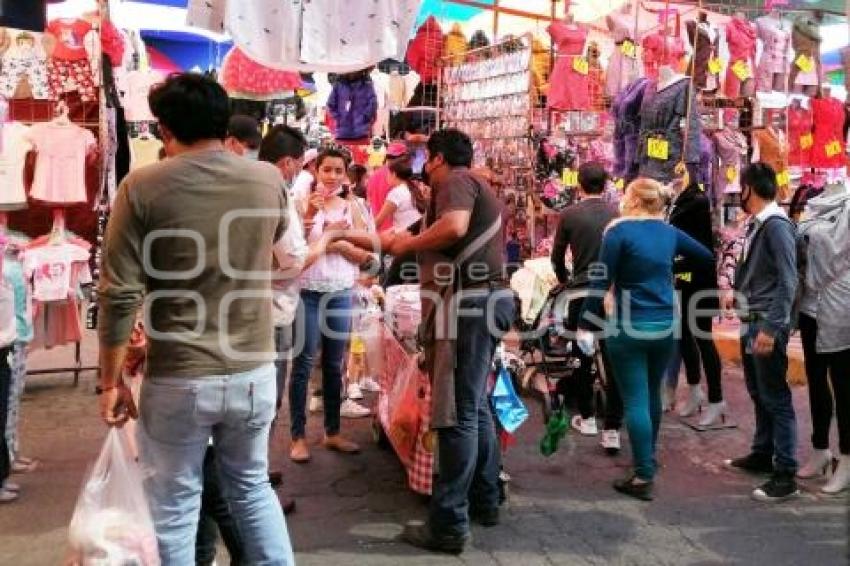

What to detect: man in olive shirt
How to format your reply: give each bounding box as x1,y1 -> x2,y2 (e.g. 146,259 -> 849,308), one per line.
383,129 -> 515,554
97,74 -> 294,565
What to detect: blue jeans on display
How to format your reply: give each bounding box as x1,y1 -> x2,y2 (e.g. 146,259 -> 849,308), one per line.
740,324 -> 797,474
289,289 -> 352,439
137,363 -> 294,566
430,290 -> 515,538
605,321 -> 676,481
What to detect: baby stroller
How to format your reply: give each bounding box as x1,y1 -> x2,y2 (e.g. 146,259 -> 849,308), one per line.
515,284 -> 609,424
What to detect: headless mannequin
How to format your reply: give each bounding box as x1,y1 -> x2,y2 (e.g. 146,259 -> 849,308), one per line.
729,11 -> 755,97
790,10 -> 822,97
757,9 -> 789,93
687,10 -> 718,93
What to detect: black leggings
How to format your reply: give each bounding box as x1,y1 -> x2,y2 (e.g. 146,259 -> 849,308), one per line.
680,292 -> 723,403
799,313 -> 850,455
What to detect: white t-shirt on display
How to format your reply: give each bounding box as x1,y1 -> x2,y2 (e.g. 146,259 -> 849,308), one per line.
386,183 -> 422,231
0,122 -> 32,210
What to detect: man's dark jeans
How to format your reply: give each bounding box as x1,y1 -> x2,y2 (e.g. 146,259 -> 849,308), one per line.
741,324 -> 798,474
430,290 -> 515,538
196,447 -> 243,565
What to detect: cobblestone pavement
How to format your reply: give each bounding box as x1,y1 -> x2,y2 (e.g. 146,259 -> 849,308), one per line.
0,332 -> 847,565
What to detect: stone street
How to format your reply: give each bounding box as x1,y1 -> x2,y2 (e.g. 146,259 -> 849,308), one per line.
0,331 -> 847,565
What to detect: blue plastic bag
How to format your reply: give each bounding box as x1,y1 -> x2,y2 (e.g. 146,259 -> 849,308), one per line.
491,367 -> 529,434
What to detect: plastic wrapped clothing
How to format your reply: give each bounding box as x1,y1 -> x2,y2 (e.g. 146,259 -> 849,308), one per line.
791,15 -> 822,88
724,17 -> 756,99
686,20 -> 719,91
605,10 -> 641,97
547,22 -> 590,111
636,78 -> 701,184
611,77 -> 650,180
755,15 -> 790,92
406,16 -> 443,84
810,97 -> 846,169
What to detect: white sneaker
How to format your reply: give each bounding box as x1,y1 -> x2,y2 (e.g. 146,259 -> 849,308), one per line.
797,449 -> 832,479
600,429 -> 621,454
360,376 -> 381,393
822,455 -> 850,494
347,382 -> 364,400
571,415 -> 598,436
340,399 -> 371,419
309,395 -> 323,414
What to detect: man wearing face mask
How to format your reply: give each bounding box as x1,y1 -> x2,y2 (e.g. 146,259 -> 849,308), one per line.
723,163 -> 800,503
225,114 -> 263,160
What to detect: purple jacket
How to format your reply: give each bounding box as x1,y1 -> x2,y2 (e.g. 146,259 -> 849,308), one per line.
612,78 -> 649,180
327,77 -> 378,140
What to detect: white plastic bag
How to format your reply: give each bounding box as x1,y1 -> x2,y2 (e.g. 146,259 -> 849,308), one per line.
67,428 -> 159,565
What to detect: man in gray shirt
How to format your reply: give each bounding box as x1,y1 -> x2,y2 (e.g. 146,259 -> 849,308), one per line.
97,73 -> 294,564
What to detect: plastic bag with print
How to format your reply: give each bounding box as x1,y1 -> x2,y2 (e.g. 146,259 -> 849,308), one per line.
66,427 -> 159,565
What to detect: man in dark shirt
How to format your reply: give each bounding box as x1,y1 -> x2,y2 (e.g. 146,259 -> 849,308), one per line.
550,162 -> 622,451
382,129 -> 514,554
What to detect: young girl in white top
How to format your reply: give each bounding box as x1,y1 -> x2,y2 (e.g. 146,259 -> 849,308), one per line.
373,157 -> 425,232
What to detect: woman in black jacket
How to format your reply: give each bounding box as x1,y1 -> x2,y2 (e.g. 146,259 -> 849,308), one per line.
667,181 -> 726,427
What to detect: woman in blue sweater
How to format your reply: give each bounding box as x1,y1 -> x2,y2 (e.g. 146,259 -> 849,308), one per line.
578,178 -> 714,500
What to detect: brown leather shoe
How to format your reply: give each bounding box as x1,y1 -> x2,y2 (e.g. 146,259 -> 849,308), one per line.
289,439 -> 311,463
323,435 -> 361,454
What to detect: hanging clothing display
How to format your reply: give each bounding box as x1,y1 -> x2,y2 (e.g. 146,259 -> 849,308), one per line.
612,77 -> 650,180
636,78 -> 701,184
0,122 -> 32,211
641,31 -> 685,82
547,21 -> 590,111
698,131 -> 715,200
605,10 -> 641,97
27,122 -> 97,205
407,16 -> 444,85
713,127 -> 748,194
327,74 -> 378,141
530,38 -> 551,102
587,42 -> 605,112
810,96 -> 846,170
724,17 -> 756,99
221,47 -> 302,101
685,19 -> 719,91
755,15 -> 790,93
790,15 -> 821,89
47,59 -> 97,102
186,0 -> 420,73
753,127 -> 790,200
0,31 -> 51,100
120,68 -> 164,122
444,23 -> 467,64
23,242 -> 91,303
46,18 -> 92,61
788,104 -> 813,167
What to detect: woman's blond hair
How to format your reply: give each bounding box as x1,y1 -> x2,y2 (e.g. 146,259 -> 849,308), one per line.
623,178 -> 672,215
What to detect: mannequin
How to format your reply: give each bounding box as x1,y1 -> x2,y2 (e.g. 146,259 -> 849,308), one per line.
637,66 -> 701,183
810,86 -> 845,171
755,9 -> 790,93
547,11 -> 590,110
787,97 -> 813,168
725,11 -> 757,99
605,2 -> 641,97
752,110 -> 790,200
686,11 -> 719,93
790,11 -> 822,96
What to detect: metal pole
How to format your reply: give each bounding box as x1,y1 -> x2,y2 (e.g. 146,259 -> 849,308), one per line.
493,0 -> 500,39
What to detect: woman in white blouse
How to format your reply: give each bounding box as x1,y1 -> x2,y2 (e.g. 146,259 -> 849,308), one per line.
373,157 -> 425,232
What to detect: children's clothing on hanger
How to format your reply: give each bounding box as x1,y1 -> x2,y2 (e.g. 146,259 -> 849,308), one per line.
28,122 -> 96,205
46,19 -> 92,61
0,122 -> 33,211
0,31 -> 51,99
121,68 -> 165,121
23,242 -> 92,303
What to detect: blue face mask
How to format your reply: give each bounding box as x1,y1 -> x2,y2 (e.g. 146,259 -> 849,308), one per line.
244,149 -> 260,161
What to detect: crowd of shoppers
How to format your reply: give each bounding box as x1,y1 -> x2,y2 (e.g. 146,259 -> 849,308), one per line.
90,72 -> 848,564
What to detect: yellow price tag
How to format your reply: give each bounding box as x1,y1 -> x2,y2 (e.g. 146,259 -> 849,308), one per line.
647,137 -> 669,161
776,170 -> 791,186
725,166 -> 737,183
614,178 -> 625,190
621,40 -> 636,59
795,54 -> 814,74
800,133 -> 813,150
825,140 -> 842,158
562,169 -> 579,187
708,57 -> 722,75
732,60 -> 751,81
572,57 -> 589,75
698,183 -> 705,192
